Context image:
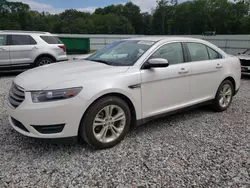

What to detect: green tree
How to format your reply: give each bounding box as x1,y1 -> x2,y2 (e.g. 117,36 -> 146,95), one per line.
1,0 -> 250,35
0,0 -> 30,30
90,14 -> 134,34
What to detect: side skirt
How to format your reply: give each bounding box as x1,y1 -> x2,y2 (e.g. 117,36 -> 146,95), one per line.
0,63 -> 33,72
136,100 -> 213,126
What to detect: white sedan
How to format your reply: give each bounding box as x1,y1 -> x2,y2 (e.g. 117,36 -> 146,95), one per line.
6,37 -> 241,149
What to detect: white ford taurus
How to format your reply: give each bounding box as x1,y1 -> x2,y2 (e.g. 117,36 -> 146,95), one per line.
6,37 -> 241,149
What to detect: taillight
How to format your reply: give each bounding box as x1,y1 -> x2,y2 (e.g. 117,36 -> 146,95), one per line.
58,45 -> 66,52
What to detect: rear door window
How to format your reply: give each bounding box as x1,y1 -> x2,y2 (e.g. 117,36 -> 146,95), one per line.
9,35 -> 37,45
40,36 -> 62,44
186,43 -> 209,62
0,35 -> 7,46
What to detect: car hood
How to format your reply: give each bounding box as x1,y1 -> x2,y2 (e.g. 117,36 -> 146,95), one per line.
227,54 -> 234,57
14,60 -> 129,90
236,54 -> 250,60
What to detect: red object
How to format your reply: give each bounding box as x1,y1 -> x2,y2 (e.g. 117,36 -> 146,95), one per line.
58,45 -> 66,52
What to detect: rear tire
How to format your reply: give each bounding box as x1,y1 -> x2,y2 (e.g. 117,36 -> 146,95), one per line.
35,57 -> 54,67
212,80 -> 234,112
79,96 -> 131,149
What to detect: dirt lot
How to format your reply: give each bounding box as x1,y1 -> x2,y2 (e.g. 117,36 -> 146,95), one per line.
0,75 -> 249,188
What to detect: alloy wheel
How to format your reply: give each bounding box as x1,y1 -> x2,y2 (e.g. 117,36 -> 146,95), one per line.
93,105 -> 126,143
39,59 -> 52,66
219,83 -> 232,108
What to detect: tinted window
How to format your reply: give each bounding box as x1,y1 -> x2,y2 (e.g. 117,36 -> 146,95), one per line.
150,42 -> 184,65
0,35 -> 7,46
207,47 -> 222,59
10,35 -> 37,45
29,37 -> 37,45
87,40 -> 155,66
186,43 -> 209,62
40,36 -> 62,44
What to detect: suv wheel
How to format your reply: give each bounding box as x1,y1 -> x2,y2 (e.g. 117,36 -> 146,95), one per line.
79,96 -> 131,149
35,57 -> 54,67
212,80 -> 234,112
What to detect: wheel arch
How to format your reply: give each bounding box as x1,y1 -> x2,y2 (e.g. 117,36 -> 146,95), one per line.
34,54 -> 57,64
213,76 -> 237,99
78,92 -> 138,136
222,76 -> 236,95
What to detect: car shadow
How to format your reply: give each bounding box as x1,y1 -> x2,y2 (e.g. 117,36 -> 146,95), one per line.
241,75 -> 250,80
9,130 -> 95,153
0,71 -> 22,77
7,105 -> 212,154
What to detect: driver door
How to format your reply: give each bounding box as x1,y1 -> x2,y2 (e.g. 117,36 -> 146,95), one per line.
140,42 -> 192,118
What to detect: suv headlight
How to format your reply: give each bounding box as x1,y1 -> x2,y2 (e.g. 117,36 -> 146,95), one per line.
31,87 -> 83,103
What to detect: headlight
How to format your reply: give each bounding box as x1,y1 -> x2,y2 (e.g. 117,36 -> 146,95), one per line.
31,87 -> 83,103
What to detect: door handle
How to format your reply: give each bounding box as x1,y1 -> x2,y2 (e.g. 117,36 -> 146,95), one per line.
32,46 -> 38,50
179,68 -> 189,74
216,64 -> 223,68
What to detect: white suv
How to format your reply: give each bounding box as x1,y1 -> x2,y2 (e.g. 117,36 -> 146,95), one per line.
0,30 -> 68,71
6,37 -> 241,149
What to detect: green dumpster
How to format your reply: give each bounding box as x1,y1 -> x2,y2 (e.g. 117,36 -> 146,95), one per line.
58,37 -> 90,54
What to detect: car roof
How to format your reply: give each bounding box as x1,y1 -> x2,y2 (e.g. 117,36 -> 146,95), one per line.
124,36 -> 205,43
0,30 -> 51,35
124,36 -> 228,56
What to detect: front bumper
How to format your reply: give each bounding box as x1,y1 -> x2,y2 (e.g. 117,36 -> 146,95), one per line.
6,92 -> 87,139
241,65 -> 250,75
242,72 -> 250,76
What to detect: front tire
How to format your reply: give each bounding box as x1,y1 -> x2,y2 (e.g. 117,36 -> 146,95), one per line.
79,96 -> 131,149
212,80 -> 234,112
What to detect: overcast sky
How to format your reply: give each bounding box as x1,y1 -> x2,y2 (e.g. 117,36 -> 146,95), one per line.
9,0 -> 188,14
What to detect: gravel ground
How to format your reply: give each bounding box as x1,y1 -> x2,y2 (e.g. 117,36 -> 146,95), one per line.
0,74 -> 250,188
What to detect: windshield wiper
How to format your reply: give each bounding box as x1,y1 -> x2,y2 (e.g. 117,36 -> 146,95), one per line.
90,59 -> 112,66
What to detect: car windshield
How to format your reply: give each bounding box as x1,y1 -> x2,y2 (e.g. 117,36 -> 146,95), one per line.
86,40 -> 155,66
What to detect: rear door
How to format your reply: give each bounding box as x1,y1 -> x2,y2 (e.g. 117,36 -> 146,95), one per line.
185,42 -> 224,103
0,34 -> 10,66
9,34 -> 37,66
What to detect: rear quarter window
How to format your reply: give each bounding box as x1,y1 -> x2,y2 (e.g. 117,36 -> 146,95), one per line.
40,36 -> 62,44
0,35 -> 7,46
207,47 -> 222,59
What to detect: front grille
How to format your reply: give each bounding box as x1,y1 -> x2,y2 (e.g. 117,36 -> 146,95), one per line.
240,59 -> 250,66
11,117 -> 29,133
8,83 -> 25,108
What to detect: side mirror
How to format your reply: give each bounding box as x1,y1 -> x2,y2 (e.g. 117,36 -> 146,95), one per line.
144,58 -> 169,69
